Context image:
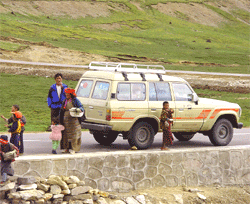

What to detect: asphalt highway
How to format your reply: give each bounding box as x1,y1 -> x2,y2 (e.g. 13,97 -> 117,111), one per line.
5,128 -> 250,155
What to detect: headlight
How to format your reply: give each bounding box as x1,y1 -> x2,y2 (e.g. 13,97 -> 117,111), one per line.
239,107 -> 242,117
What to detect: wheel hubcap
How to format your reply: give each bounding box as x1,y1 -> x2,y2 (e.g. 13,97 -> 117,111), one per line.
136,128 -> 149,143
218,125 -> 228,139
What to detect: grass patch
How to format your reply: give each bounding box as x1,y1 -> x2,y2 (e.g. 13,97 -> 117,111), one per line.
0,41 -> 28,52
0,73 -> 249,133
0,0 -> 249,74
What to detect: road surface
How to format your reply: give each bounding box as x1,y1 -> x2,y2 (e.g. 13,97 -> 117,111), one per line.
6,128 -> 250,155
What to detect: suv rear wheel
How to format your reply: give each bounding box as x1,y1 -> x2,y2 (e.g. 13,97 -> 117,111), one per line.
174,133 -> 195,141
209,119 -> 233,146
93,131 -> 118,146
128,122 -> 155,150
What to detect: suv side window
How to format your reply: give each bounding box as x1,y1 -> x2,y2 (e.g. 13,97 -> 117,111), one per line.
172,83 -> 193,101
149,82 -> 172,101
76,80 -> 93,98
117,83 -> 146,101
92,81 -> 110,100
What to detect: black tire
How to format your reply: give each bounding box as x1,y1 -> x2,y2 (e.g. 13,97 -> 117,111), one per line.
209,119 -> 233,146
174,133 -> 195,141
128,122 -> 155,150
93,131 -> 118,146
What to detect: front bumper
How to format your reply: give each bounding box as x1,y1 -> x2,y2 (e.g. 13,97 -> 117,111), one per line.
236,123 -> 243,129
81,122 -> 112,132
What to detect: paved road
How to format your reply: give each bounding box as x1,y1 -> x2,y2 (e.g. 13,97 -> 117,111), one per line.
1,59 -> 250,77
5,128 -> 250,155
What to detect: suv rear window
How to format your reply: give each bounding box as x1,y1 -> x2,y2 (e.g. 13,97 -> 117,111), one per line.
76,80 -> 93,98
117,83 -> 146,101
92,81 -> 110,100
149,82 -> 172,101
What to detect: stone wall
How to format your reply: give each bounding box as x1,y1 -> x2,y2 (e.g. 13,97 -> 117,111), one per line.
13,146 -> 250,192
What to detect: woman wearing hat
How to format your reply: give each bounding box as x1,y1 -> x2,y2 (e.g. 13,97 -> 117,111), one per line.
60,88 -> 84,154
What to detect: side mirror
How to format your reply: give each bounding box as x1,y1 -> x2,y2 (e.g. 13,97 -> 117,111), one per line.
192,93 -> 199,105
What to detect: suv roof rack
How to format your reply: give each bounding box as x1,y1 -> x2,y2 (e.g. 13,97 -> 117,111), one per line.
88,61 -> 165,74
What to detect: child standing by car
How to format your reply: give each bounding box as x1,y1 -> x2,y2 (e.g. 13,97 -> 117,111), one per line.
160,101 -> 174,150
49,118 -> 65,154
0,135 -> 19,183
5,111 -> 22,151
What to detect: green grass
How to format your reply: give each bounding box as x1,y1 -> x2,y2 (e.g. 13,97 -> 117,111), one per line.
0,0 -> 249,74
0,41 -> 28,52
0,73 -> 249,133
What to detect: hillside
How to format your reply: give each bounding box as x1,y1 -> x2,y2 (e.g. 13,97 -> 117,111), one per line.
0,0 -> 249,73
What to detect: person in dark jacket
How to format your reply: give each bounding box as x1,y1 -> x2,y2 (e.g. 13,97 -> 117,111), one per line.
60,88 -> 84,154
0,135 -> 19,183
1,105 -> 26,154
47,73 -> 68,124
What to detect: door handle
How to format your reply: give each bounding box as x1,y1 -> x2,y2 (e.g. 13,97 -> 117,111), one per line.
151,108 -> 156,111
187,105 -> 192,110
89,106 -> 94,109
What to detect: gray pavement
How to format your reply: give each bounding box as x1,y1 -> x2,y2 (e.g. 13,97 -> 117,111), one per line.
5,128 -> 250,155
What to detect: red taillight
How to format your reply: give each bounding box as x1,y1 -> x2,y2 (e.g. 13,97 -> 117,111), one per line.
106,115 -> 111,121
106,108 -> 111,121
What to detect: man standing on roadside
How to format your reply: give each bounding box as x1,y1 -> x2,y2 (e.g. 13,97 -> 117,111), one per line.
47,73 -> 68,126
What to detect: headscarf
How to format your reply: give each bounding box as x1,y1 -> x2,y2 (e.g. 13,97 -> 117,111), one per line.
0,135 -> 8,145
12,111 -> 22,119
65,88 -> 76,97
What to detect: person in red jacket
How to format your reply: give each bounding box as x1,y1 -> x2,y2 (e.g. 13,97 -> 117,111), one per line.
0,135 -> 19,183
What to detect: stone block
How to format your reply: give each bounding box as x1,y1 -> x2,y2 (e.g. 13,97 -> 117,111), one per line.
172,153 -> 183,165
136,179 -> 151,189
145,166 -> 157,178
84,178 -> 97,189
68,158 -> 76,170
30,160 -> 52,178
242,168 -> 250,184
117,156 -> 130,168
211,167 -> 223,184
97,178 -> 110,191
76,158 -> 89,174
104,156 -> 117,168
130,155 -> 146,170
158,163 -> 172,176
172,165 -> 183,177
152,175 -> 165,187
67,170 -> 85,180
159,153 -> 172,165
146,154 -> 159,166
17,176 -> 36,185
89,157 -> 104,169
87,168 -> 102,180
110,177 -> 134,193
119,167 -> 132,178
71,186 -> 93,196
223,169 -> 236,185
13,161 -> 30,176
219,151 -> 230,170
53,160 -> 67,176
200,151 -> 219,167
198,167 -> 212,185
165,175 -> 178,187
231,151 -> 243,171
132,171 -> 144,183
50,185 -> 62,195
186,172 -> 198,186
243,149 -> 250,168
103,167 -> 118,177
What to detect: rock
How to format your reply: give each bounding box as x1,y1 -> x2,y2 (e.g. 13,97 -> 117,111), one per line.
19,189 -> 45,200
71,186 -> 93,196
197,193 -> 206,200
50,184 -> 62,195
125,197 -> 140,204
17,177 -> 36,185
78,180 -> 85,186
89,188 -> 99,195
173,194 -> 183,204
110,200 -> 126,204
67,175 -> 80,184
37,183 -> 50,192
68,183 -> 78,189
65,193 -> 92,201
8,192 -> 21,200
108,194 -> 118,199
47,175 -> 68,190
0,182 -> 16,191
62,188 -> 71,195
93,194 -> 99,201
134,195 -> 146,204
43,193 -> 53,201
97,197 -> 108,204
53,193 -> 64,199
36,198 -> 46,204
98,190 -> 109,198
19,183 -> 37,190
83,199 -> 94,204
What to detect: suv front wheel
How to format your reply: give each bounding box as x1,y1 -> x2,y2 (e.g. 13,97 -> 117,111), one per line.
128,122 -> 155,150
93,131 -> 118,146
209,119 -> 233,146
